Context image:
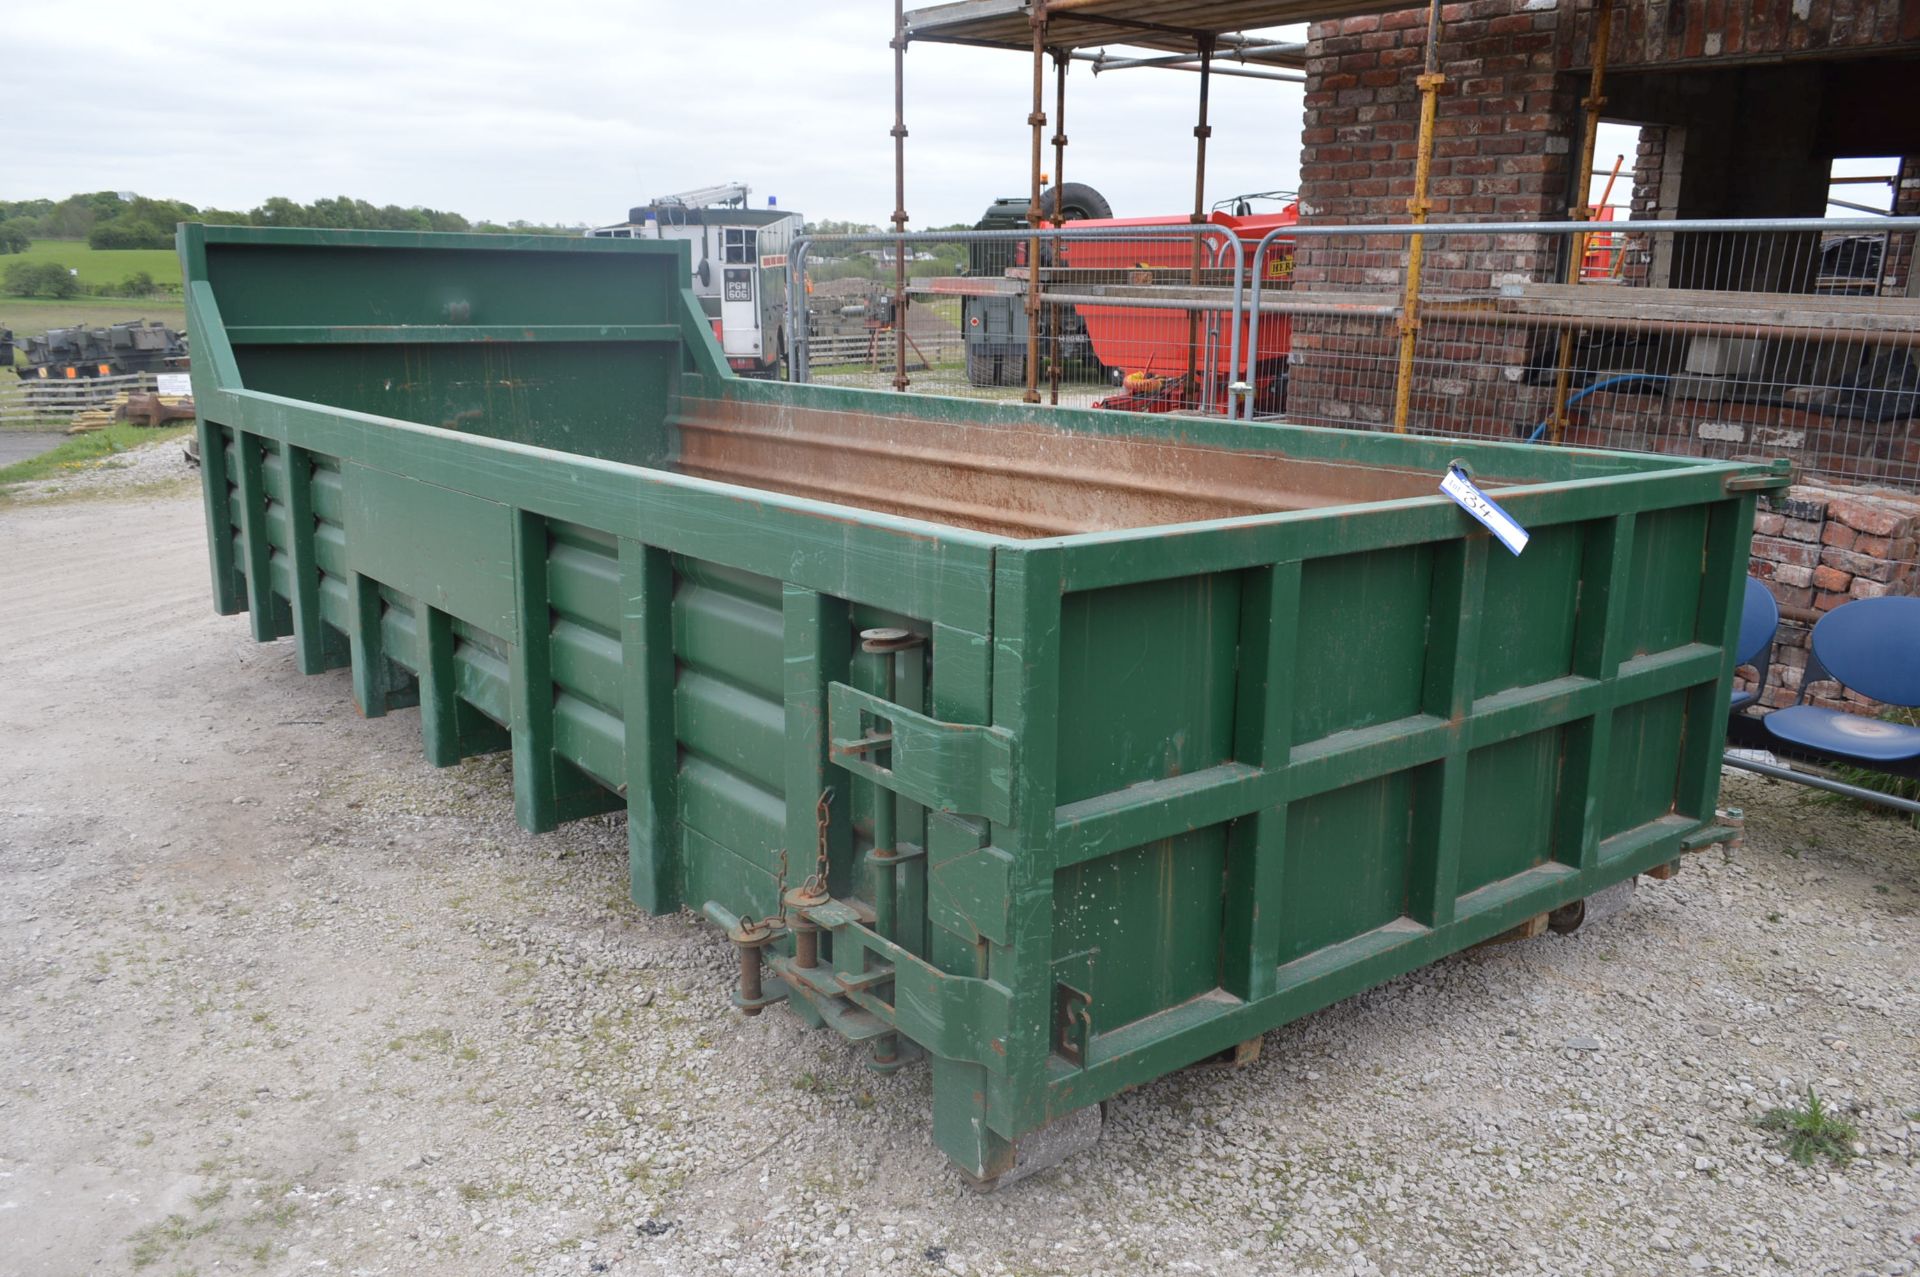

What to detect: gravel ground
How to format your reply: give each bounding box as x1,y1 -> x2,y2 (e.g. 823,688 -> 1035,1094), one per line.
4,433 -> 196,503
2,490 -> 1917,1277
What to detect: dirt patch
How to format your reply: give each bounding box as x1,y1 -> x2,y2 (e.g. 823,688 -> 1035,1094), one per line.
1,490 -> 1916,1277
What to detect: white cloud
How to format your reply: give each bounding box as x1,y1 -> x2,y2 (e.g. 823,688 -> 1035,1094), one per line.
6,1 -> 1305,228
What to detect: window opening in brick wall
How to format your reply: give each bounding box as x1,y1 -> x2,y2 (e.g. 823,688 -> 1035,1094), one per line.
1588,121 -> 1642,222
1823,158 -> 1901,298
1577,120 -> 1647,283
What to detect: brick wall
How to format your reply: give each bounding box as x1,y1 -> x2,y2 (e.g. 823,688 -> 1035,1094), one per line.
1628,125 -> 1665,221
1564,394 -> 1920,489
1288,0 -> 1920,471
1603,0 -> 1920,64
1298,1 -> 1580,228
1295,0 -> 1920,240
1291,0 -> 1920,227
1290,1 -> 1584,434
1741,484 -> 1920,712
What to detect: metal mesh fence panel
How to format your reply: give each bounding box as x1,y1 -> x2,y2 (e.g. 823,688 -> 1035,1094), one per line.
790,217 -> 1920,490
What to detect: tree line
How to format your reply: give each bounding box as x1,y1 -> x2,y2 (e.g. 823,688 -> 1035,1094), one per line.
0,191 -> 586,253
2,261 -> 162,300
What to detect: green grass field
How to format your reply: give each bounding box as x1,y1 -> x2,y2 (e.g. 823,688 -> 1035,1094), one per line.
4,239 -> 183,292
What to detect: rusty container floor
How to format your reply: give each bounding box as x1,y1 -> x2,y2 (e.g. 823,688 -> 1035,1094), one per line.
672,397 -> 1450,538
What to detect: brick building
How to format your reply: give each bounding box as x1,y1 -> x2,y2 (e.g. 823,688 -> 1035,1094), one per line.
1300,0 -> 1920,226
1287,0 -> 1919,480
1289,0 -> 1920,712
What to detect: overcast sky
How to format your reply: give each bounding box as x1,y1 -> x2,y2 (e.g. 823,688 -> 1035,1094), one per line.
8,2 -> 1308,228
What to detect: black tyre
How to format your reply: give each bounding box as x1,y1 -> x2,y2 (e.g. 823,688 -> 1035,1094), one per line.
966,347 -> 996,388
970,347 -> 1025,388
1547,900 -> 1586,935
1040,182 -> 1113,223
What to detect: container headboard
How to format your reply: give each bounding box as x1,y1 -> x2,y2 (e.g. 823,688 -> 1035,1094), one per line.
180,224 -> 727,467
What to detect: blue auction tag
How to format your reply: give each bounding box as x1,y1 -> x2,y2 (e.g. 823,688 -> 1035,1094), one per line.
1440,464 -> 1529,555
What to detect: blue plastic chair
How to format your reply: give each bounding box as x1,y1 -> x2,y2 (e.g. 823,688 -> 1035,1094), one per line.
1728,578 -> 1778,714
1763,596 -> 1920,763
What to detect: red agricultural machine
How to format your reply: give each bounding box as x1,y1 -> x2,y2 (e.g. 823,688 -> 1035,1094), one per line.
1057,204 -> 1300,413
943,186 -> 1301,414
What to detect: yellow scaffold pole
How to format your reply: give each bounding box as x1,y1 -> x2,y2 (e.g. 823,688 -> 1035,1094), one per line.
1548,0 -> 1616,443
1392,0 -> 1445,433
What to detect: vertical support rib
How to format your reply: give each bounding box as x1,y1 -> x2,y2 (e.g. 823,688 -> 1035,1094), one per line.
1393,0 -> 1446,434
508,510 -> 558,834
1675,497 -> 1754,820
623,540 -> 680,914
1549,0 -> 1616,442
783,586 -> 853,899
348,573 -> 390,718
1223,560 -> 1301,1000
867,645 -> 900,944
925,616 -> 994,976
891,0 -> 911,393
1556,512 -> 1637,869
991,546 -> 1063,1141
1023,6 -> 1048,404
197,418 -> 243,616
1407,536 -> 1488,926
414,600 -> 460,767
282,444 -> 326,674
925,608 -> 1004,1177
892,639 -> 929,957
232,430 -> 279,641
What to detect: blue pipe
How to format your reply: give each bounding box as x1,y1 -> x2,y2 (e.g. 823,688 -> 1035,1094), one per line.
1525,372 -> 1670,442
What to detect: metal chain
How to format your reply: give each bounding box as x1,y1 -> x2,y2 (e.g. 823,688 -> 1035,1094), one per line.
808,787 -> 834,895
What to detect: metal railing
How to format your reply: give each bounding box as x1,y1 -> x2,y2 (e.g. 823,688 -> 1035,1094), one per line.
784,216 -> 1920,491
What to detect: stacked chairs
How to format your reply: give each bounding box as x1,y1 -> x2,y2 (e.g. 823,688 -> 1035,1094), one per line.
1723,588 -> 1920,812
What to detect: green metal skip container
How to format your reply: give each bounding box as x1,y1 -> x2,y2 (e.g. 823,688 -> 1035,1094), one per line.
181,224 -> 1784,1185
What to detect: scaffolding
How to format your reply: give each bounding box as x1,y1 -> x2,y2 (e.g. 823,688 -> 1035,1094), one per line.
898,1 -> 1325,404
893,0 -> 1633,431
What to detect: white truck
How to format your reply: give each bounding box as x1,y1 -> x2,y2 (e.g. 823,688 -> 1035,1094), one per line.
589,183 -> 802,376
